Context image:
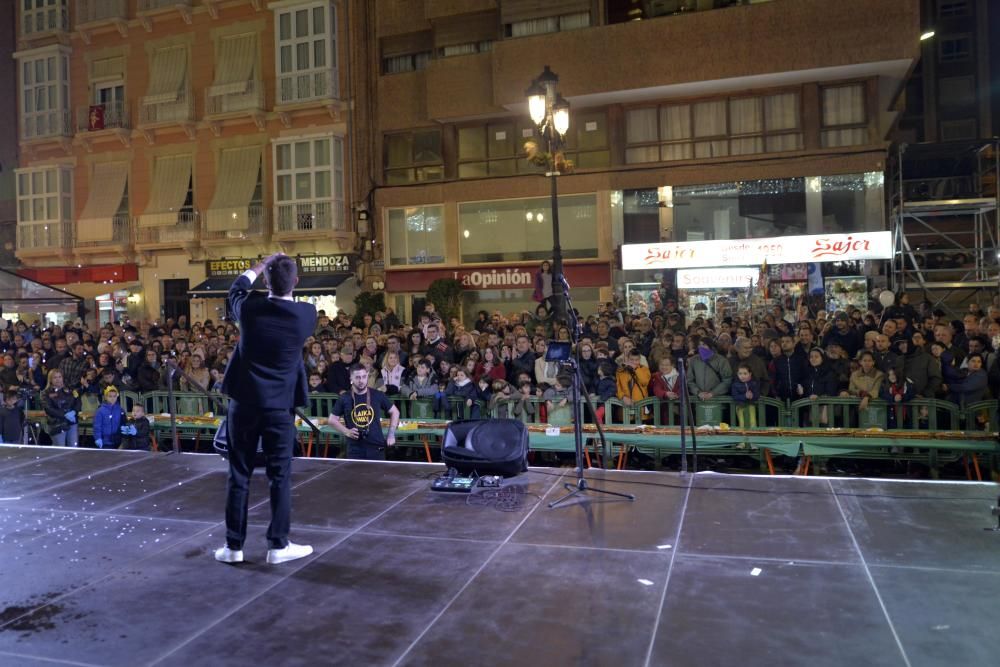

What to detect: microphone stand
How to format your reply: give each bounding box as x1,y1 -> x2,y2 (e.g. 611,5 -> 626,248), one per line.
163,359 -> 322,454
676,357 -> 698,475
549,276 -> 635,508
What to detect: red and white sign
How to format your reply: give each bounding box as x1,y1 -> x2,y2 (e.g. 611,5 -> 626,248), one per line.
385,263 -> 611,292
677,268 -> 759,290
622,231 -> 892,270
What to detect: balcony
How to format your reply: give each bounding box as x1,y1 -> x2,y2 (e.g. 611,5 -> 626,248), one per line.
76,102 -> 131,142
75,214 -> 133,255
136,0 -> 193,30
20,3 -> 70,39
17,221 -> 72,256
274,200 -> 345,239
205,79 -> 265,131
202,205 -> 269,244
75,0 -> 128,41
489,0 -> 920,112
138,89 -> 195,140
277,66 -> 339,107
21,110 -> 73,143
135,212 -> 199,248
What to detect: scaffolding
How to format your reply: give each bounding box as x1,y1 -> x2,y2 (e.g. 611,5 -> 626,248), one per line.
889,139 -> 1000,313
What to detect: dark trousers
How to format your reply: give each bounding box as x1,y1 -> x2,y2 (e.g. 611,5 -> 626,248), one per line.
347,441 -> 386,460
225,400 -> 295,550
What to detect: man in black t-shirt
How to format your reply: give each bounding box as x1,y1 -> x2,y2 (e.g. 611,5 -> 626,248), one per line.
328,364 -> 400,460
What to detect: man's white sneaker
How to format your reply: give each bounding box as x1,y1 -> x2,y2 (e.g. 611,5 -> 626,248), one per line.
214,546 -> 244,563
266,542 -> 313,564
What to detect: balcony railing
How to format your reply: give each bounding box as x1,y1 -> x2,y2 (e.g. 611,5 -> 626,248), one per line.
75,0 -> 127,25
202,205 -> 268,241
277,67 -> 338,105
138,0 -> 192,11
76,214 -> 133,249
17,221 -> 72,252
21,111 -> 73,141
21,4 -> 70,36
275,200 -> 345,233
76,101 -> 130,133
135,211 -> 199,245
139,89 -> 193,126
205,79 -> 264,117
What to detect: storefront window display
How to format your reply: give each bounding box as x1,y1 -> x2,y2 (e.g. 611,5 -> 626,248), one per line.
459,194 -> 598,263
825,276 -> 869,313
387,205 -> 445,266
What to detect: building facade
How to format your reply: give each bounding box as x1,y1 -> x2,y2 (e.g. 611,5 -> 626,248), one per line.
370,0 -> 922,324
12,0 -> 367,325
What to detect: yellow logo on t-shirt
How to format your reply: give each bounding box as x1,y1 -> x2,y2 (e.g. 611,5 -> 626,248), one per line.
351,403 -> 375,428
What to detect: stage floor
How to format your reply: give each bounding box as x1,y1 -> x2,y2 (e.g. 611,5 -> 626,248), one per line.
0,445 -> 998,667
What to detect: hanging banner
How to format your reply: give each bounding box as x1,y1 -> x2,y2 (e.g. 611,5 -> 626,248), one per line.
622,231 -> 892,270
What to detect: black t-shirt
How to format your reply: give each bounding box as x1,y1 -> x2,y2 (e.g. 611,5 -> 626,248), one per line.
331,389 -> 393,446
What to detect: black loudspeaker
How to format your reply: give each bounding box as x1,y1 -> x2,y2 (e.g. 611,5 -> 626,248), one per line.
440,419 -> 529,477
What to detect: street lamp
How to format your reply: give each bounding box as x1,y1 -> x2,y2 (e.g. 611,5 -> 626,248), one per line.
526,65 -> 570,323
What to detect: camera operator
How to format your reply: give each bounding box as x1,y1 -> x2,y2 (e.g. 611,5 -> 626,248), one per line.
328,363 -> 399,460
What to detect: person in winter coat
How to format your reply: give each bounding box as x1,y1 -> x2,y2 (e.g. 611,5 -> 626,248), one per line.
730,364 -> 760,428
844,351 -> 884,411
121,404 -> 152,451
443,368 -> 480,419
686,339 -> 732,400
880,368 -> 914,429
40,369 -> 81,447
0,389 -> 24,444
649,356 -> 680,425
945,352 -> 989,406
773,335 -> 808,401
900,334 -> 942,398
92,385 -> 126,449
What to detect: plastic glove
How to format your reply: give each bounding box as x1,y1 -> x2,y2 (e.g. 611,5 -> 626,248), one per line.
128,425 -> 137,435
120,426 -> 130,435
94,438 -> 103,447
64,410 -> 77,423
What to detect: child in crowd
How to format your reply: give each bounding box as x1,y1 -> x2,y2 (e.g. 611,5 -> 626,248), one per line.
0,389 -> 24,444
92,385 -> 126,449
512,380 -> 537,423
488,379 -> 515,418
591,360 -> 618,424
730,364 -> 760,428
880,367 -> 913,429
121,404 -> 152,451
650,356 -> 680,424
209,367 -> 224,393
308,371 -> 325,393
443,368 -> 480,419
543,372 -> 574,425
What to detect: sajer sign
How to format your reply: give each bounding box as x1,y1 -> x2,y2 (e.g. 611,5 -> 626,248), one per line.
622,231 -> 893,270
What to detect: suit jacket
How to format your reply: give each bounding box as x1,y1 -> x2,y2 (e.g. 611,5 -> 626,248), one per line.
221,274 -> 316,409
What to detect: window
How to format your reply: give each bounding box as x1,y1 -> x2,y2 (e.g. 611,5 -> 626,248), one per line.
938,76 -> 975,107
18,47 -> 71,140
625,93 -> 802,164
384,130 -> 443,185
387,206 -> 445,266
937,0 -> 970,17
458,121 -> 540,178
940,119 -> 977,141
273,135 -> 345,232
16,166 -> 71,224
208,33 -> 260,115
507,12 -> 590,37
274,1 -> 337,104
939,36 -> 971,63
439,41 -> 493,58
141,45 -> 190,124
820,83 -> 868,148
21,0 -> 69,36
382,51 -> 432,74
564,110 -> 611,168
459,194 -> 598,263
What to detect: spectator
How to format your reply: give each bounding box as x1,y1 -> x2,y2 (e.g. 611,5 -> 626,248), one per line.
687,339 -> 732,401
616,349 -> 652,407
946,353 -> 988,406
729,337 -> 770,398
872,334 -> 903,376
730,363 -> 760,428
543,372 -> 574,424
901,336 -> 941,399
40,369 -> 80,447
845,350 -> 884,411
822,313 -> 862,358
92,386 -> 126,449
773,334 -> 808,401
506,335 -> 535,384
0,389 -> 24,444
880,368 -> 913,429
59,342 -> 90,391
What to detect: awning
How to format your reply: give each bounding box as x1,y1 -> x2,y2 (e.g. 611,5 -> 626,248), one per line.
188,273 -> 350,298
78,161 -> 128,242
1,267 -> 83,313
209,33 -> 256,97
139,153 -> 192,228
144,45 -> 187,106
205,145 -> 261,232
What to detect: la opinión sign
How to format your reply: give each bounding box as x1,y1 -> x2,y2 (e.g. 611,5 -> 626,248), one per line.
622,232 -> 892,270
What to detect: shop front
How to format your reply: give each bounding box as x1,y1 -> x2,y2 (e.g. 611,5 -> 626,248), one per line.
188,254 -> 356,320
621,231 -> 893,318
385,262 -> 612,328
18,264 -> 140,325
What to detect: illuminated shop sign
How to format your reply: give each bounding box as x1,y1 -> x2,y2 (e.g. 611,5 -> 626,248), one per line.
677,268 -> 760,290
622,231 -> 892,270
206,255 -> 355,277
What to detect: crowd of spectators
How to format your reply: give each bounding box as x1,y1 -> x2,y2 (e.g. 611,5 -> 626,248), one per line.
1,288 -> 998,445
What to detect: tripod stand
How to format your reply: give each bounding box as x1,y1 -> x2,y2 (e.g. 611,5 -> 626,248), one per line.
548,279 -> 635,508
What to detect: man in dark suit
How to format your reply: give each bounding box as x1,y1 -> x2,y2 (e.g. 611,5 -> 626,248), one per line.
215,253 -> 317,566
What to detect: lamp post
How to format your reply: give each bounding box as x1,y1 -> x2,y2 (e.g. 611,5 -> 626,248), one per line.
526,66 -> 570,323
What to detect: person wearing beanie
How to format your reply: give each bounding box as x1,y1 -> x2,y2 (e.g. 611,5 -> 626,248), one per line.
92,385 -> 126,449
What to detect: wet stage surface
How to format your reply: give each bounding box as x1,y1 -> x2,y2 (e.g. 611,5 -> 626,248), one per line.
1,445 -> 999,666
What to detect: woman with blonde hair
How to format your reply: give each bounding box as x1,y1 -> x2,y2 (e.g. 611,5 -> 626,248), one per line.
40,368 -> 81,447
